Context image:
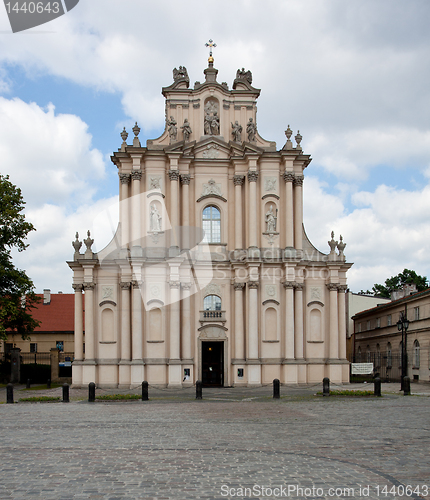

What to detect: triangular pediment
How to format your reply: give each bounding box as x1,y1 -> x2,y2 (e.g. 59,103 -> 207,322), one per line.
194,136 -> 231,160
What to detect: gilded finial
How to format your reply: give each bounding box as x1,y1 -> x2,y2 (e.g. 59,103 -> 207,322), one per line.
205,39 -> 217,65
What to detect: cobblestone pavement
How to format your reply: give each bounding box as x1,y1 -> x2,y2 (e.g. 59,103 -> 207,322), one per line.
0,383 -> 429,500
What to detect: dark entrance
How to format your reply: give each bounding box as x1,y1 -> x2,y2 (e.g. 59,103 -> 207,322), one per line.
202,341 -> 223,386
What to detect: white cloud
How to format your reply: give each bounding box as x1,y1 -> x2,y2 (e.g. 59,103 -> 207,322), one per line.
0,97 -> 105,208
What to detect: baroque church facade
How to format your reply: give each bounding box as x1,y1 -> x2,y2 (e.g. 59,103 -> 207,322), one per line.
68,54 -> 352,388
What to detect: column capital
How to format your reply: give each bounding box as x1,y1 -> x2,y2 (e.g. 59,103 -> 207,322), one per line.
169,280 -> 181,289
131,169 -> 142,181
180,174 -> 191,185
248,281 -> 259,289
168,169 -> 180,181
119,172 -> 131,184
72,284 -> 84,292
131,280 -> 143,289
283,172 -> 295,183
326,283 -> 340,291
233,175 -> 245,186
283,281 -> 296,289
233,282 -> 246,291
119,282 -> 131,290
247,170 -> 259,183
293,175 -> 304,187
83,282 -> 96,291
181,282 -> 192,291
294,282 -> 304,291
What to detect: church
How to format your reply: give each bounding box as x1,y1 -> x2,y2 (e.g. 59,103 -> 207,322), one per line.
68,46 -> 352,388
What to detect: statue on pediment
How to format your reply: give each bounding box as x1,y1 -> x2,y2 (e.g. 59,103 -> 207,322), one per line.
167,116 -> 177,142
173,66 -> 189,82
246,118 -> 257,142
236,68 -> 253,84
181,119 -> 192,142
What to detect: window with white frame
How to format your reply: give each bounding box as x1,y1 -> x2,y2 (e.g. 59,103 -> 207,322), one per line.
414,340 -> 420,368
202,205 -> 221,243
203,294 -> 221,311
414,307 -> 420,321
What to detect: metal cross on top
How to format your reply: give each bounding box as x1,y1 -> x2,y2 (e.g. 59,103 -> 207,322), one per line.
205,39 -> 217,63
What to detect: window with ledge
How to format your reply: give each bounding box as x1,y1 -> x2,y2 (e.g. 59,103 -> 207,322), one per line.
202,205 -> 221,243
204,294 -> 221,311
30,343 -> 37,353
376,317 -> 381,328
366,320 -> 371,331
414,307 -> 420,321
387,314 -> 392,326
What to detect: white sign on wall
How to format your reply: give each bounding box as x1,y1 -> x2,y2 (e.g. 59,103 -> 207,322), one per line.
351,363 -> 374,375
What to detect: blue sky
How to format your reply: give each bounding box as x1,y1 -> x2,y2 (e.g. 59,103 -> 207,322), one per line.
1,0 -> 430,294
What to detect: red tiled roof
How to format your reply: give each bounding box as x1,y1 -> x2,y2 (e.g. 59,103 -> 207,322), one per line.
25,293 -> 84,332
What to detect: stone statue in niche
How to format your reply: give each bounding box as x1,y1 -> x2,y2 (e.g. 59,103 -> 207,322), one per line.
246,118 -> 257,142
181,119 -> 192,141
231,121 -> 242,142
150,204 -> 162,232
204,100 -> 220,135
265,205 -> 277,233
167,116 -> 177,142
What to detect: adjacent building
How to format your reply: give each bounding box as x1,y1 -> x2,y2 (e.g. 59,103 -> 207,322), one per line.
353,287 -> 430,382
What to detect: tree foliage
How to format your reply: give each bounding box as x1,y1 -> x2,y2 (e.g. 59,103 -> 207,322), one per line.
372,269 -> 428,299
0,174 -> 40,341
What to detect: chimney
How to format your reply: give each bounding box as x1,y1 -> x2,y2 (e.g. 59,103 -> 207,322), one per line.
43,289 -> 51,305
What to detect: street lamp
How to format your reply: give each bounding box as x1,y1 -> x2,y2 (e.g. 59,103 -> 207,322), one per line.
397,311 -> 409,390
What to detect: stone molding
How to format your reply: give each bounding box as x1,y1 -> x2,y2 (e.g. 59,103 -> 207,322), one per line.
72,284 -> 84,292
168,170 -> 180,181
119,173 -> 131,184
247,171 -> 259,183
233,175 -> 245,186
283,172 -> 295,183
180,174 -> 191,185
326,283 -> 340,292
293,175 -> 304,187
131,170 -> 142,181
233,282 -> 246,291
283,281 -> 296,289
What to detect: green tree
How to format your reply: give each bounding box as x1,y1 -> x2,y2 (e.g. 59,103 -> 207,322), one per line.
0,174 -> 40,341
372,269 -> 428,299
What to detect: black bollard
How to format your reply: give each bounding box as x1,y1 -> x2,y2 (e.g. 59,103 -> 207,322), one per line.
26,378 -> 31,389
196,380 -> 202,400
6,383 -> 14,404
62,383 -> 70,403
142,381 -> 149,401
323,377 -> 330,396
374,377 -> 381,397
88,382 -> 96,402
273,378 -> 280,399
47,379 -> 51,389
403,376 -> 411,396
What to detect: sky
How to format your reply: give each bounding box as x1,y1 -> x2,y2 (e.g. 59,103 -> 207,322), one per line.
1,0 -> 430,294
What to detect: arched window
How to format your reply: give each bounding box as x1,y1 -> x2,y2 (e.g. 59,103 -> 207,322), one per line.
366,345 -> 371,363
202,205 -> 221,243
204,294 -> 221,311
376,344 -> 381,368
414,340 -> 420,368
387,343 -> 392,368
357,347 -> 362,363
